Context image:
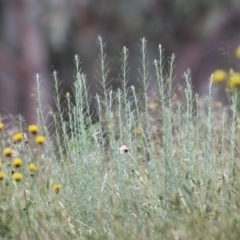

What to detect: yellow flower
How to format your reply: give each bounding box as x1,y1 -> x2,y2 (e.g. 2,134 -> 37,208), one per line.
228,72 -> 240,89
235,46 -> 240,59
66,92 -> 71,98
136,129 -> 142,136
12,173 -> 23,182
35,136 -> 46,145
0,162 -> 2,170
13,133 -> 24,143
12,158 -> 23,168
3,148 -> 13,157
0,122 -> 4,131
29,163 -> 38,172
53,184 -> 62,193
0,172 -> 6,180
28,125 -> 39,135
212,70 -> 228,84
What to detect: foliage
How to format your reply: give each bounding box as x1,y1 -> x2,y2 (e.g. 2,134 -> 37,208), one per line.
1,38 -> 240,239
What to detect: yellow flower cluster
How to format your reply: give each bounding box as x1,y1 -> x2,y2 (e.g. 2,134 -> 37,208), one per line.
0,124 -> 45,184
1,160 -> 38,183
212,69 -> 240,90
28,124 -> 46,145
10,124 -> 45,146
212,45 -> 240,89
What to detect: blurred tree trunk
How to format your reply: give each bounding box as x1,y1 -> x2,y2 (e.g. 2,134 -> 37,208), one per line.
12,0 -> 52,123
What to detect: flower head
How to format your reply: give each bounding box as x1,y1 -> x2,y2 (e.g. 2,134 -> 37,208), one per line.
29,163 -> 38,172
0,172 -> 6,180
3,148 -> 13,157
228,72 -> 240,89
35,136 -> 46,145
119,145 -> 129,154
12,173 -> 23,182
66,92 -> 71,98
53,184 -> 62,193
235,46 -> 240,59
12,158 -> 23,168
0,122 -> 4,131
136,129 -> 142,136
0,162 -> 2,170
12,133 -> 24,143
28,125 -> 39,135
212,70 -> 228,84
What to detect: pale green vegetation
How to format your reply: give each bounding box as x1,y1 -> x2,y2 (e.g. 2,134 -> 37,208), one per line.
1,37 -> 240,239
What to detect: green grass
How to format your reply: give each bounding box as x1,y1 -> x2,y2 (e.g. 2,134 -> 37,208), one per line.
1,37 -> 240,239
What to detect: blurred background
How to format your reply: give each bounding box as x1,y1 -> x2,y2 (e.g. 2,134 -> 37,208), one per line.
1,0 -> 240,123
